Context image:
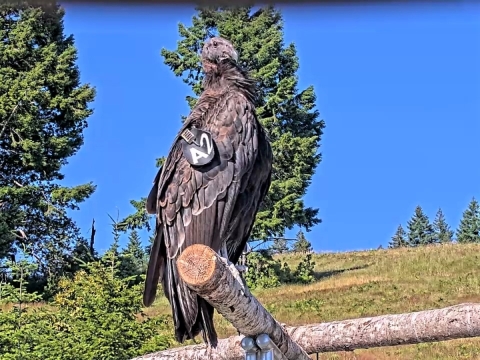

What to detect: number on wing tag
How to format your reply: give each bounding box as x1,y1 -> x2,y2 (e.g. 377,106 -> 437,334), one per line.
181,127 -> 215,166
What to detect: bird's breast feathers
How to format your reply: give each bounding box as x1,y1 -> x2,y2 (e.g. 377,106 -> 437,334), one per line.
155,91 -> 260,228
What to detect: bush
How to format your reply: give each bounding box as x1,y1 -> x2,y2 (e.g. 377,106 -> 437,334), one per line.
293,253 -> 316,284
0,261 -> 174,360
245,251 -> 282,289
245,250 -> 316,289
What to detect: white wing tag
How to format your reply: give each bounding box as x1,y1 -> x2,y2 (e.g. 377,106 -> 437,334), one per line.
181,127 -> 216,166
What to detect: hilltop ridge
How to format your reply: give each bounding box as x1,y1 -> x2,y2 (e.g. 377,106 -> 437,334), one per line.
146,243 -> 480,359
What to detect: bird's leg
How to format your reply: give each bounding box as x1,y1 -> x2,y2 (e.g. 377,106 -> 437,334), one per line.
219,243 -> 251,297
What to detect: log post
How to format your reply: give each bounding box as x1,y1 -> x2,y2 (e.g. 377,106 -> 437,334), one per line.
131,303 -> 480,360
175,244 -> 310,360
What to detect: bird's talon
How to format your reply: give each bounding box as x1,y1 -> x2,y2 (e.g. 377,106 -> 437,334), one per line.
236,264 -> 248,273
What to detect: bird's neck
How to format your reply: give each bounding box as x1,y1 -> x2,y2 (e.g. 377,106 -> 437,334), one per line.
203,62 -> 257,104
183,63 -> 257,129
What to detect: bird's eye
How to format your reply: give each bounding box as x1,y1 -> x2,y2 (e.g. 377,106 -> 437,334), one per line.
213,41 -> 218,47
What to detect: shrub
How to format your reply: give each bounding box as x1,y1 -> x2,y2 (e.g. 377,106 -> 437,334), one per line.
245,250 -> 316,289
293,254 -> 316,284
0,261 -> 174,360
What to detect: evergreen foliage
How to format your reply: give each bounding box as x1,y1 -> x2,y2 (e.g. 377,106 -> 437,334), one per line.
456,198 -> 480,243
270,237 -> 289,254
244,250 -> 283,289
406,206 -> 436,246
432,208 -> 453,244
292,229 -> 313,253
0,258 -> 42,304
0,261 -> 173,360
118,230 -> 148,284
120,6 -> 324,243
388,224 -> 408,248
117,199 -> 152,233
0,3 -> 96,284
244,249 -> 315,289
293,253 -> 316,284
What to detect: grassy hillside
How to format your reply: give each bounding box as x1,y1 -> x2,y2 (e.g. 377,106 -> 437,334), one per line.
145,243 -> 480,360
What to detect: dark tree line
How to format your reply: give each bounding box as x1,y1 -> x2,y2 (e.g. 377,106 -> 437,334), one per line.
389,198 -> 480,248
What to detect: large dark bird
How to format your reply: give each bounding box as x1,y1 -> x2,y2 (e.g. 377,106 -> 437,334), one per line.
143,37 -> 273,347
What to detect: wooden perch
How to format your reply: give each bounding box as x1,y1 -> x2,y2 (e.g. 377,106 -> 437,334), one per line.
131,301 -> 480,360
175,244 -> 310,360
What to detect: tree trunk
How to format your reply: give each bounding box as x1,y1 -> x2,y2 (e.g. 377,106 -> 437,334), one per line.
131,302 -> 480,360
175,244 -> 310,360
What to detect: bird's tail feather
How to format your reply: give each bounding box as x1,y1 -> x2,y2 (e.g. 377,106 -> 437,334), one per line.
199,298 -> 218,347
165,258 -> 217,346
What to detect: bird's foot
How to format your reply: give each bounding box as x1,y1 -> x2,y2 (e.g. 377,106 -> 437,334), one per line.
219,256 -> 251,297
229,262 -> 251,297
235,264 -> 248,274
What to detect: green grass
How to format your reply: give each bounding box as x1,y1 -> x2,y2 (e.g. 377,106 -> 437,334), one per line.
145,243 -> 480,359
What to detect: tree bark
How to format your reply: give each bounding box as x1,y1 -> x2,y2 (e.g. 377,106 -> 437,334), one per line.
131,302 -> 480,360
174,244 -> 310,360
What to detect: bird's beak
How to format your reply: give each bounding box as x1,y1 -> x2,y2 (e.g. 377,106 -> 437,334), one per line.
219,46 -> 238,62
219,49 -> 238,62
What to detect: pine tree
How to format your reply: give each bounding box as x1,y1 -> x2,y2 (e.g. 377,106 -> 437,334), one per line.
406,206 -> 436,246
270,237 -> 289,254
432,208 -> 453,243
117,199 -> 154,233
456,197 -> 480,243
145,233 -> 155,256
62,238 -> 97,277
125,230 -> 145,263
120,6 -> 324,242
101,218 -> 122,276
292,230 -> 312,253
0,4 -> 96,280
120,230 -> 147,279
388,224 -> 408,248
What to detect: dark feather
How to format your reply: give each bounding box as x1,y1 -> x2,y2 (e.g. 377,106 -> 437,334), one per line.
143,39 -> 272,347
143,229 -> 165,306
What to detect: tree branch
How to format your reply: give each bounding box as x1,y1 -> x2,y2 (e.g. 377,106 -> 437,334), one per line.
132,301 -> 480,359
175,244 -> 310,360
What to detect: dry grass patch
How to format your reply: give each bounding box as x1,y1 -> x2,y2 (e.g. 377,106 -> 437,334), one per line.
147,243 -> 480,359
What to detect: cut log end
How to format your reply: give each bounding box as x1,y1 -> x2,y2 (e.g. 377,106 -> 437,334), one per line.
177,244 -> 218,286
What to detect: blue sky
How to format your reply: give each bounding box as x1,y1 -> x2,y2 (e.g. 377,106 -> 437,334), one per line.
60,3 -> 480,254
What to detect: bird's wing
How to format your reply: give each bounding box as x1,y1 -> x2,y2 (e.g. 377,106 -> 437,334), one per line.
143,92 -> 259,332
146,165 -> 161,215
228,165 -> 272,265
225,120 -> 273,265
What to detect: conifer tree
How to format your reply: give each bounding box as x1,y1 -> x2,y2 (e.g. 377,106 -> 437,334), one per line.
292,229 -> 313,253
406,206 -> 435,246
432,208 -> 453,243
0,3 -> 96,279
270,237 -> 289,254
104,235 -> 120,261
62,238 -> 97,278
119,230 -> 147,280
101,219 -> 122,275
120,6 -> 324,242
388,224 -> 408,248
456,197 -> 480,243
124,230 -> 145,264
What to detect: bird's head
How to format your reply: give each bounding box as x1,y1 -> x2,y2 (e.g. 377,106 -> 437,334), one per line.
201,36 -> 238,72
